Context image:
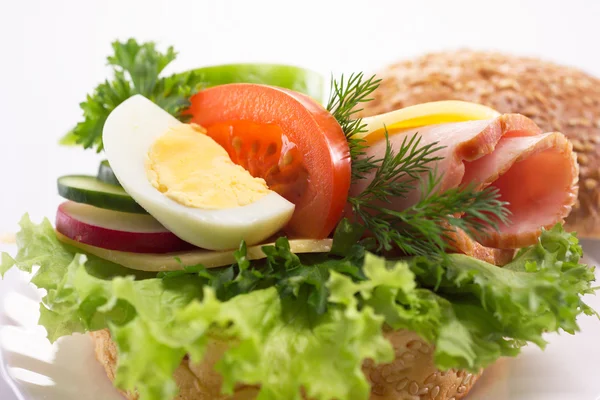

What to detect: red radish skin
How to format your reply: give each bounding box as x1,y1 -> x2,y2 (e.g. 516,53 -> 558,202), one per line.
56,202 -> 194,253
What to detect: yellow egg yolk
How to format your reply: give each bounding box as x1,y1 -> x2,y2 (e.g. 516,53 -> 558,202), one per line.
145,123 -> 270,209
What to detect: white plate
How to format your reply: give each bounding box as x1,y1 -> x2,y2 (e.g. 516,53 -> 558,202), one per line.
1,242 -> 599,400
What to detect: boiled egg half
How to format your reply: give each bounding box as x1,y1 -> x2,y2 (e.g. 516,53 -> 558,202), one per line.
103,95 -> 295,250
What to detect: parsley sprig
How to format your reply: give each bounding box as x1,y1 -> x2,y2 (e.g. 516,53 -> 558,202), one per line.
61,39 -> 200,152
159,229 -> 365,316
328,74 -> 510,254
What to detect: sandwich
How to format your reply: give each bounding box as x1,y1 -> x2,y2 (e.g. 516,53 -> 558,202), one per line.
1,40 -> 596,400
359,50 -> 600,239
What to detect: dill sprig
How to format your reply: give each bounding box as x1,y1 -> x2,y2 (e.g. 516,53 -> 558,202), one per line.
326,73 -> 381,182
347,130 -> 510,254
326,72 -> 510,255
354,132 -> 445,202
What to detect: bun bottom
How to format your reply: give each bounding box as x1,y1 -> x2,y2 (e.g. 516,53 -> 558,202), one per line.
90,328 -> 481,400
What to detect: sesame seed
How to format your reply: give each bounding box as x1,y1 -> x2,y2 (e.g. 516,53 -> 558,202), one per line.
567,117 -> 590,127
584,179 -> 598,190
584,142 -> 596,152
552,120 -> 563,131
572,139 -> 584,152
533,91 -> 548,105
496,78 -> 519,90
580,166 -> 590,178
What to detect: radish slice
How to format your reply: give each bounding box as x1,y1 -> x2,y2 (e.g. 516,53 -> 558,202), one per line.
56,201 -> 195,253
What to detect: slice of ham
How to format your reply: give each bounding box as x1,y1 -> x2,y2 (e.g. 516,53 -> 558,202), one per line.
350,114 -> 578,250
446,227 -> 515,265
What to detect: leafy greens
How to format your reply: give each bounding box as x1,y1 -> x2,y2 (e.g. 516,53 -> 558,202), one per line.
61,39 -> 202,152
1,215 -> 595,400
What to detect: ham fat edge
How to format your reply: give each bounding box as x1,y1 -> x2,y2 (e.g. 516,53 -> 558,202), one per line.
350,113 -> 578,255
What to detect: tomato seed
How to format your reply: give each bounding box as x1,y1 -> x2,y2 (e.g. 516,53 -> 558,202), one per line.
266,143 -> 277,156
232,136 -> 243,153
282,152 -> 294,166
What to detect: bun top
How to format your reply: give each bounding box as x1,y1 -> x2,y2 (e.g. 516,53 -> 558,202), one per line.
361,50 -> 600,238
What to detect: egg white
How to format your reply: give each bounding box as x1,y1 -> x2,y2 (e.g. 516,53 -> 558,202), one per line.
102,95 -> 295,250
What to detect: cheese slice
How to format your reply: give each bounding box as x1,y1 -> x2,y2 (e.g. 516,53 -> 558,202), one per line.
360,100 -> 500,143
56,231 -> 332,272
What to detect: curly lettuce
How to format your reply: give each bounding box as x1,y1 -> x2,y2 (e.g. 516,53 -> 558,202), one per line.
330,225 -> 597,372
0,215 -> 596,400
0,216 -> 393,400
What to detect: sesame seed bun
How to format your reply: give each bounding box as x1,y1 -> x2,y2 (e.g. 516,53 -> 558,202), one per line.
359,50 -> 600,238
90,328 -> 480,400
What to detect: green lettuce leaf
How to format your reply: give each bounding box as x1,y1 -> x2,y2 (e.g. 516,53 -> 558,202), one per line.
327,224 -> 597,373
58,259 -> 393,400
0,215 -> 154,340
1,217 -> 596,400
416,224 -> 596,344
1,216 -> 393,400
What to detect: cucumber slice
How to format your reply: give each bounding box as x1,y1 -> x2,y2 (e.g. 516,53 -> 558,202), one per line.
183,64 -> 325,103
57,175 -> 147,214
97,160 -> 121,186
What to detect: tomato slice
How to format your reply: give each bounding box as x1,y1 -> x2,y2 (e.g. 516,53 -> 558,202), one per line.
187,84 -> 351,238
205,120 -> 309,204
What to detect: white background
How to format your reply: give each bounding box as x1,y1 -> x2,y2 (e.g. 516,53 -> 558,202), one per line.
0,1 -> 600,399
1,0 -> 600,233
